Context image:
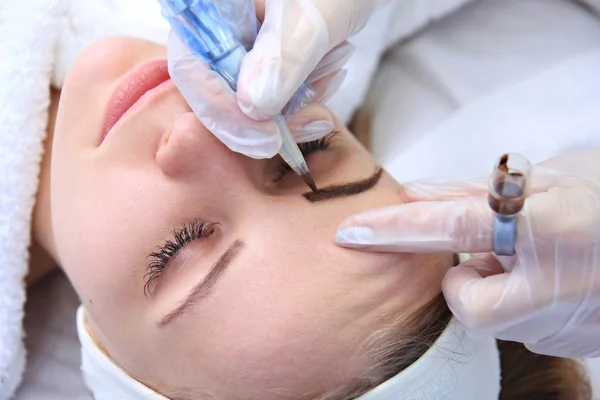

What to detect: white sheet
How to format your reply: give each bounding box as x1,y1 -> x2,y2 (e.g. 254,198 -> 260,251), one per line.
368,0 -> 600,178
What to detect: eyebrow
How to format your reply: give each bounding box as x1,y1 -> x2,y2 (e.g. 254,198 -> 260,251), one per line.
158,240 -> 244,327
303,167 -> 384,203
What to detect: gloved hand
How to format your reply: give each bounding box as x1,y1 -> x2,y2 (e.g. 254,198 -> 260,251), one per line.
238,0 -> 384,120
168,31 -> 337,159
335,148 -> 600,358
168,0 -> 384,159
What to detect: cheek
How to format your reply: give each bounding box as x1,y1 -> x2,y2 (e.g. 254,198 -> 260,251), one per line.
51,165 -> 162,316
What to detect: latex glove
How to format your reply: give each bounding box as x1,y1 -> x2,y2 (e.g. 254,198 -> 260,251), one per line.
238,0 -> 384,121
167,0 -> 382,159
335,148 -> 600,358
168,31 -> 338,159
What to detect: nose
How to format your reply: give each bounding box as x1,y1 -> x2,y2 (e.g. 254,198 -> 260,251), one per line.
156,112 -> 266,189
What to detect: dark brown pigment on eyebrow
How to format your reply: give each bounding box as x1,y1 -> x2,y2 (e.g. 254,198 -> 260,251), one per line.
303,167 -> 384,203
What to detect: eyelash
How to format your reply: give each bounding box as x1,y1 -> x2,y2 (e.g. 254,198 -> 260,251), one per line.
144,221 -> 217,296
275,131 -> 338,181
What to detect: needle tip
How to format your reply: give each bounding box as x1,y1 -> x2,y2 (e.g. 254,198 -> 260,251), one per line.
302,173 -> 318,193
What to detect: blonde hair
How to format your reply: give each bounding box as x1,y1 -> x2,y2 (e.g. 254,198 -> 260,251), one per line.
316,293 -> 592,400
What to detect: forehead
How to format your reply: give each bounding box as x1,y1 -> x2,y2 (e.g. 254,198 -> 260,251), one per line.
114,243 -> 452,398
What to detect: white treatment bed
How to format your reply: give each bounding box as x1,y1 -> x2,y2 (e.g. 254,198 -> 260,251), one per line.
12,0 -> 600,398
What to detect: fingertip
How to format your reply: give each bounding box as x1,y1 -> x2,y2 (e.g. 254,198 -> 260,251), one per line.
334,226 -> 375,248
294,121 -> 335,143
237,88 -> 277,121
333,207 -> 428,253
287,103 -> 335,143
308,42 -> 355,84
311,69 -> 347,105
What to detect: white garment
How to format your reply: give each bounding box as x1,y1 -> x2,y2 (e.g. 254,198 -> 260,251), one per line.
368,0 -> 600,180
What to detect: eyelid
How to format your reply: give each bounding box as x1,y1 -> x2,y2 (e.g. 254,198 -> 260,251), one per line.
144,221 -> 217,296
274,132 -> 338,183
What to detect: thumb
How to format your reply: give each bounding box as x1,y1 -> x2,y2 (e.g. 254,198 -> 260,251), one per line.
237,0 -> 330,120
442,253 -> 518,332
335,198 -> 494,253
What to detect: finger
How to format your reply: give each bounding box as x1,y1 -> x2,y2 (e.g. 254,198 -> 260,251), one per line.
307,41 -> 355,84
167,32 -> 282,159
286,103 -> 335,143
402,178 -> 489,203
442,257 -> 523,333
311,69 -> 347,105
444,254 -> 565,337
402,164 -> 566,203
335,198 -> 494,253
237,0 -> 330,120
520,184 -> 600,245
459,253 -> 506,278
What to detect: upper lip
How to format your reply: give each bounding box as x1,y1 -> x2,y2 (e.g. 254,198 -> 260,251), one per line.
100,59 -> 171,142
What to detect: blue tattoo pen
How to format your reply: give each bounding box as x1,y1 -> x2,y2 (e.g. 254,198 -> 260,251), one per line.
158,0 -> 318,192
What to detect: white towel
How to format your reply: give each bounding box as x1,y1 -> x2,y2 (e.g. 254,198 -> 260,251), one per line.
0,1 -> 59,398
0,1 -> 170,397
0,1 -> 479,398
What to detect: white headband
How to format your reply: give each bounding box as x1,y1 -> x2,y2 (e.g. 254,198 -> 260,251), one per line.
77,305 -> 500,400
77,307 -> 167,399
357,318 -> 500,399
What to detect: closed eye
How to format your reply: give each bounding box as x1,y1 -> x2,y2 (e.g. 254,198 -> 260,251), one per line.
273,131 -> 338,183
144,221 -> 217,296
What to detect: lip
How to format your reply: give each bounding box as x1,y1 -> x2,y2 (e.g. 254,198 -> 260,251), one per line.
100,59 -> 171,143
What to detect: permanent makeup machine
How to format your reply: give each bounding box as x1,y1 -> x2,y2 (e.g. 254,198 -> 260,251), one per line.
158,0 -> 318,191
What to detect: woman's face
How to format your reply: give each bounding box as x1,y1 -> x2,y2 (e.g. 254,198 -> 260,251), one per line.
51,37 -> 451,398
